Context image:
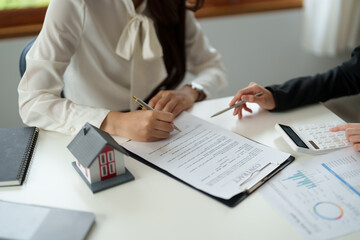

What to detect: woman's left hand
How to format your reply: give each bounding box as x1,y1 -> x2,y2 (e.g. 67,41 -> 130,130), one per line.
330,123 -> 360,151
148,85 -> 198,116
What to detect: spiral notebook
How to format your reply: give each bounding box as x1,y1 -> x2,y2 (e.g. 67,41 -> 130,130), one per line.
0,127 -> 39,187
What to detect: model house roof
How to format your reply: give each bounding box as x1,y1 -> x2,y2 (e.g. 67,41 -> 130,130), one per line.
67,123 -> 128,168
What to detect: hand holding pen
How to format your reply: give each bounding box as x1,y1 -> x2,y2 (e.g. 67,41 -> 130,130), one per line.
223,82 -> 276,119
99,108 -> 175,142
133,96 -> 181,132
211,92 -> 263,118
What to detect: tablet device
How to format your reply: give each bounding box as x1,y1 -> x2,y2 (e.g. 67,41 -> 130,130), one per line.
0,200 -> 95,240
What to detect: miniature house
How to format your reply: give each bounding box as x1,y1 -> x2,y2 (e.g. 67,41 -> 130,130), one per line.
67,123 -> 134,193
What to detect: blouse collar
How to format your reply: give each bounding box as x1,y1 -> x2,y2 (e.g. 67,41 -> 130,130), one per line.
116,0 -> 163,60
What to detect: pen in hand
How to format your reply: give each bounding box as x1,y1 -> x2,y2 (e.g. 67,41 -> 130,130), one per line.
132,96 -> 181,132
210,92 -> 264,118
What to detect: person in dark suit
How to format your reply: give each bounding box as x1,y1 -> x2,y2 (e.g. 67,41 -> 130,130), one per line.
229,44 -> 360,151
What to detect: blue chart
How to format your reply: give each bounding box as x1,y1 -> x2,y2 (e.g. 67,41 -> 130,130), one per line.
321,163 -> 360,197
282,170 -> 316,189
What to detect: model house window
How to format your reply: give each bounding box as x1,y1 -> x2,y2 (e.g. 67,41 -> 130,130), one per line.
108,151 -> 114,162
101,165 -> 108,177
109,163 -> 116,175
100,153 -> 106,165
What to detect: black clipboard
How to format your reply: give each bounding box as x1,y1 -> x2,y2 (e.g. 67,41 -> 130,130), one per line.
124,147 -> 295,208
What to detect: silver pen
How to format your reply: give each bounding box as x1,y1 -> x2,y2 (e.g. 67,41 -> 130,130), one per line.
132,96 -> 181,132
210,92 -> 264,118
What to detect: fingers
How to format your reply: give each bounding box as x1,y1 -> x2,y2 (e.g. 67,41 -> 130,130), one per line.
348,132 -> 360,144
243,105 -> 253,114
349,131 -> 360,152
353,143 -> 360,152
329,123 -> 352,132
154,121 -> 174,133
162,99 -> 177,113
232,103 -> 252,120
132,111 -> 176,141
330,123 -> 360,132
230,82 -> 275,112
230,83 -> 260,106
149,91 -> 175,111
149,91 -> 179,112
346,128 -> 360,149
148,89 -> 194,116
229,82 -> 276,120
153,110 -> 175,123
236,107 -> 243,120
153,92 -> 172,111
172,105 -> 184,117
230,84 -> 257,119
148,92 -> 162,109
330,123 -> 360,152
144,111 -> 175,141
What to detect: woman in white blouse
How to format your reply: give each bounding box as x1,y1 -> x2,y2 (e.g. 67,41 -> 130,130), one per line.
18,0 -> 227,141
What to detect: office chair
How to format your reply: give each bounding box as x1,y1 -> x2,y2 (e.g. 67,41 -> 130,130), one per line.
19,38 -> 36,78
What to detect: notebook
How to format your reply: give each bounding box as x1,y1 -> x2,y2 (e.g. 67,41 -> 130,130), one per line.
0,127 -> 39,187
0,200 -> 95,240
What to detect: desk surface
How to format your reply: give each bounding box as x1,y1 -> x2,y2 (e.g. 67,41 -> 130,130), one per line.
1,97 -> 359,240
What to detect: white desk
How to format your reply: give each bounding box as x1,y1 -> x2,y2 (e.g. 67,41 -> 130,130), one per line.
1,97 -> 359,240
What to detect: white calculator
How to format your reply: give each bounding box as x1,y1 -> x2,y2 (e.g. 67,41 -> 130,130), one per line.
275,121 -> 351,154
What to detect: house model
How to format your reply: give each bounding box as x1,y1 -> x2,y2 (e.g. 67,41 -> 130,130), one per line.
67,123 -> 134,193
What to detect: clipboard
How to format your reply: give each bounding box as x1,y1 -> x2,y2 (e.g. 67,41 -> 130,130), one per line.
124,148 -> 295,207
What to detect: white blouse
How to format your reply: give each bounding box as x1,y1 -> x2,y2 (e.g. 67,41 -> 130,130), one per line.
18,0 -> 227,135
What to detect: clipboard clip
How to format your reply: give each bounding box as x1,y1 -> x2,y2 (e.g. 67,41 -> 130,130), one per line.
238,162 -> 280,191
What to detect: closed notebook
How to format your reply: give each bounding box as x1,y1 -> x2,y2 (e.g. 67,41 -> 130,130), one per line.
0,127 -> 39,186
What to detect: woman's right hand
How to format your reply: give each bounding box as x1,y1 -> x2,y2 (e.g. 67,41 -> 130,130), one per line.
100,110 -> 175,142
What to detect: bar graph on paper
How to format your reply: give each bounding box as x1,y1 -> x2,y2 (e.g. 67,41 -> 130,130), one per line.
282,170 -> 316,189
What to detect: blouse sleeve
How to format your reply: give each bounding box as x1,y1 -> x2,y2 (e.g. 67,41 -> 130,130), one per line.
18,0 -> 110,135
185,11 -> 227,99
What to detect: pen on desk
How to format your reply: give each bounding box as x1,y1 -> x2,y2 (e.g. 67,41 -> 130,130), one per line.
210,92 -> 264,118
132,96 -> 181,132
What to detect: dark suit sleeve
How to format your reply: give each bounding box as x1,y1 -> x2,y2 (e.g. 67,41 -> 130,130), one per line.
266,44 -> 360,112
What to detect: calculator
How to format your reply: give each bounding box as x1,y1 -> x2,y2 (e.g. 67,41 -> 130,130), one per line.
275,121 -> 351,154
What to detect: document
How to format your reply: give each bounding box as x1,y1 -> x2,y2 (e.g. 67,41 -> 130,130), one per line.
261,147 -> 360,240
121,112 -> 291,200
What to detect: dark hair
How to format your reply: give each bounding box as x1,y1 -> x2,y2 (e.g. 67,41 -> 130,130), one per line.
145,0 -> 205,100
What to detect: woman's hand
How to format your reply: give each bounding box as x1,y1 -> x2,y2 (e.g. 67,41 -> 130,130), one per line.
330,123 -> 360,151
229,82 -> 276,119
100,110 -> 175,142
148,85 -> 198,116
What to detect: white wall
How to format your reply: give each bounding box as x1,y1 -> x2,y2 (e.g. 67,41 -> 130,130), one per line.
197,9 -> 350,96
0,9 -> 353,128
